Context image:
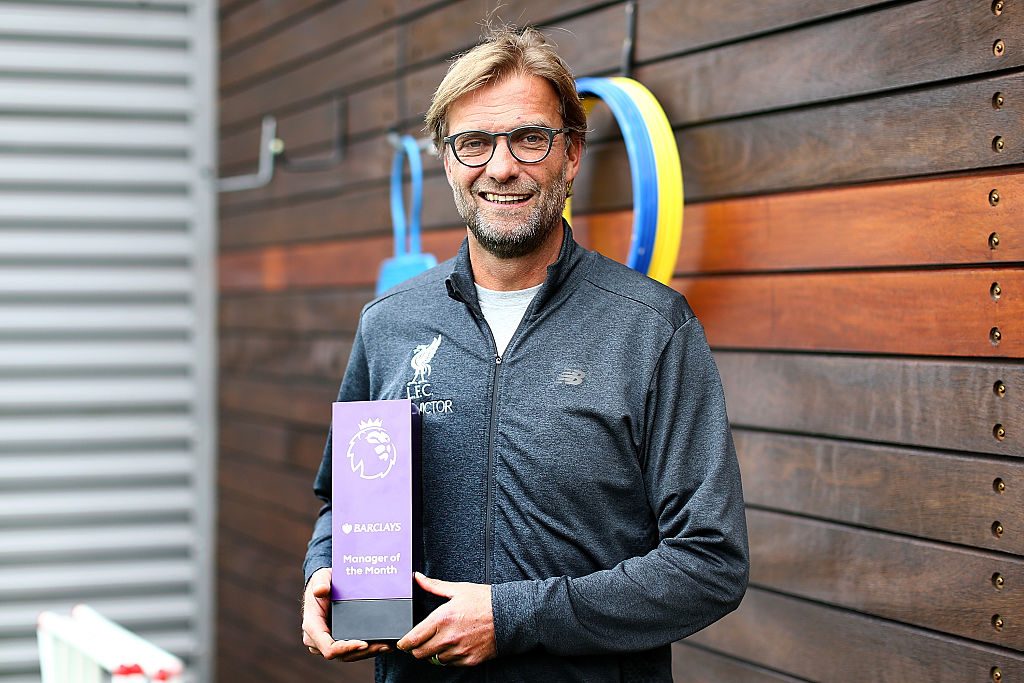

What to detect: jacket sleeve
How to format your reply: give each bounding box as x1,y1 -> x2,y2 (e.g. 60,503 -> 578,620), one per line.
490,317 -> 749,655
302,321 -> 372,584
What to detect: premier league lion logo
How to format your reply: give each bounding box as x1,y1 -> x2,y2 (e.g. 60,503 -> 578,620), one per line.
346,418 -> 397,480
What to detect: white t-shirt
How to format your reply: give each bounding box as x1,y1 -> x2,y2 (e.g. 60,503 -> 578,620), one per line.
475,282 -> 542,357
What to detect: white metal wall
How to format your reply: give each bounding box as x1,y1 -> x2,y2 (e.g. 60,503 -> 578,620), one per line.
0,1 -> 216,681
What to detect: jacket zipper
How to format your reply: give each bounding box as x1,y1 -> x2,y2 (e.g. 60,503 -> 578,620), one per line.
484,349 -> 502,585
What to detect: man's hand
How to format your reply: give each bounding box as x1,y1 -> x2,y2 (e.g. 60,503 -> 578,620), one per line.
301,567 -> 391,661
397,572 -> 497,667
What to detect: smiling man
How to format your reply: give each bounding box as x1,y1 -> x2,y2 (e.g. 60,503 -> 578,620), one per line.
301,24 -> 748,683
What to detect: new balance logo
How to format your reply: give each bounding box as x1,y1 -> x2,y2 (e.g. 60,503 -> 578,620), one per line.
556,369 -> 586,386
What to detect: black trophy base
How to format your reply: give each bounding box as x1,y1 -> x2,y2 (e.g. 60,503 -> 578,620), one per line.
332,598 -> 412,642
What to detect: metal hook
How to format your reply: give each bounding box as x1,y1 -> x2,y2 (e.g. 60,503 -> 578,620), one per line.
217,115 -> 282,193
620,0 -> 637,79
279,95 -> 347,172
387,131 -> 433,154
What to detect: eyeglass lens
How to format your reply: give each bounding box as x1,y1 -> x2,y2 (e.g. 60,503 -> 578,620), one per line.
452,127 -> 553,164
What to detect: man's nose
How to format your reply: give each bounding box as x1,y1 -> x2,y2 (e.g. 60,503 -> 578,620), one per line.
485,138 -> 521,183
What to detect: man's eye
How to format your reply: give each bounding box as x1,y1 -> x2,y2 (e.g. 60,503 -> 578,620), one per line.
457,135 -> 490,152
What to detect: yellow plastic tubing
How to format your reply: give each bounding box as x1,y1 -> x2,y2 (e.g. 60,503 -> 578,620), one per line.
611,77 -> 683,285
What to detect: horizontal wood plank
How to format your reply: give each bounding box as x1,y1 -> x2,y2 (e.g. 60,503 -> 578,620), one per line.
672,643 -> 806,683
220,27 -> 398,130
635,0 -> 889,63
219,333 -> 353,383
219,132 -> 395,211
219,412 -> 326,474
636,0 -> 1024,128
688,588 -> 1024,682
219,412 -> 291,464
217,533 -> 298,603
219,375 -> 335,428
218,453 -> 319,519
747,509 -> 1024,648
219,80 -> 396,172
222,68 -> 1024,240
218,491 -> 313,559
218,288 -> 372,334
220,248 -> 1024,358
219,229 -> 461,289
219,168 -> 1023,277
220,0 -> 398,92
737,429 -> 1024,554
218,0 -> 326,53
679,267 -> 1024,358
717,352 -> 1023,457
671,169 -> 1023,273
218,0 -> 608,132
575,70 -> 1024,206
402,0 -> 598,66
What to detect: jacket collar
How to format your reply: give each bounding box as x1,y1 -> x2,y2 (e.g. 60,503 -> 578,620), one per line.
445,220 -> 589,317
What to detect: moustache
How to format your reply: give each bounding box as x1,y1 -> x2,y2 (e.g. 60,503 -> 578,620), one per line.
471,179 -> 541,195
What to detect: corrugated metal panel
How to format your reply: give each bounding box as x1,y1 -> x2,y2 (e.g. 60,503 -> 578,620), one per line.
0,230 -> 192,259
0,304 -> 194,332
0,1 -> 214,681
0,42 -> 192,76
0,341 -> 192,369
0,117 -> 190,150
0,155 -> 192,186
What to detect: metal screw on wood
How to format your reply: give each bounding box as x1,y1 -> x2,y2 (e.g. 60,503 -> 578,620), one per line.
989,189 -> 1000,205
993,92 -> 1005,109
990,327 -> 1003,344
992,572 -> 1005,589
991,282 -> 1002,300
993,477 -> 1006,493
993,0 -> 1004,15
994,423 -> 1006,440
991,666 -> 1003,683
994,380 -> 1006,397
994,39 -> 1006,57
992,520 -> 1004,537
993,136 -> 1005,152
992,614 -> 1004,631
989,232 -> 1001,249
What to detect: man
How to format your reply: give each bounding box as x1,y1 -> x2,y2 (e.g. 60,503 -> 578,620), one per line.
302,24 -> 748,682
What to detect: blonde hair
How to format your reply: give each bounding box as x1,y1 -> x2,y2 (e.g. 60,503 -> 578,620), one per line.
424,24 -> 587,155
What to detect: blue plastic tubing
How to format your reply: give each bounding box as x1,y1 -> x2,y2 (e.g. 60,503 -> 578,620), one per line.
574,77 -> 658,274
390,134 -> 425,256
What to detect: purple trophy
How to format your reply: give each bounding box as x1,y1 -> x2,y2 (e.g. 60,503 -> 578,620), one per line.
331,399 -> 421,641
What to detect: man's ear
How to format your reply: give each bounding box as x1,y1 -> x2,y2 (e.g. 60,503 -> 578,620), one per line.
442,147 -> 454,189
564,135 -> 582,184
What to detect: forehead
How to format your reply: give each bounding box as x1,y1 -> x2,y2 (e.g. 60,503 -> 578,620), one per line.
447,73 -> 562,132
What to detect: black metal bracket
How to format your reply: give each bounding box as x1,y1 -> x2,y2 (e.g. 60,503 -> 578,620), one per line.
279,95 -> 347,172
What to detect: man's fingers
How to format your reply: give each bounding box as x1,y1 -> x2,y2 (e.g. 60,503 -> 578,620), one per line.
414,572 -> 457,599
339,643 -> 391,662
396,615 -> 439,652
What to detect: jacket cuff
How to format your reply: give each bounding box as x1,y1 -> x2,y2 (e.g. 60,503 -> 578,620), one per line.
303,539 -> 331,585
491,580 -> 540,655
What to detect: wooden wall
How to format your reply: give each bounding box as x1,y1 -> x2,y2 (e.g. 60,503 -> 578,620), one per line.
215,1 -> 1024,681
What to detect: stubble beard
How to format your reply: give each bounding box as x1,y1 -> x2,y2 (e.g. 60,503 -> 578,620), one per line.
452,162 -> 568,259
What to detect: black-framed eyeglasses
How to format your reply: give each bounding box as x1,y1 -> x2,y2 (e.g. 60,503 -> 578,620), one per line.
443,125 -> 570,167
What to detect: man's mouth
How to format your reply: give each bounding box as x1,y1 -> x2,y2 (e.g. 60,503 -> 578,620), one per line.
480,192 -> 532,205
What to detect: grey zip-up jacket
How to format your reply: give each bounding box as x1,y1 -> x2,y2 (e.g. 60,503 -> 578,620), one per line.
304,225 -> 748,682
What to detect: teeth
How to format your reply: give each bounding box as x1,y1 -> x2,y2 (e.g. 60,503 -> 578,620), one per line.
483,193 -> 529,204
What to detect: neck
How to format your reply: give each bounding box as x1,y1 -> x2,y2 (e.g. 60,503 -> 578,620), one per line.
467,222 -> 563,291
